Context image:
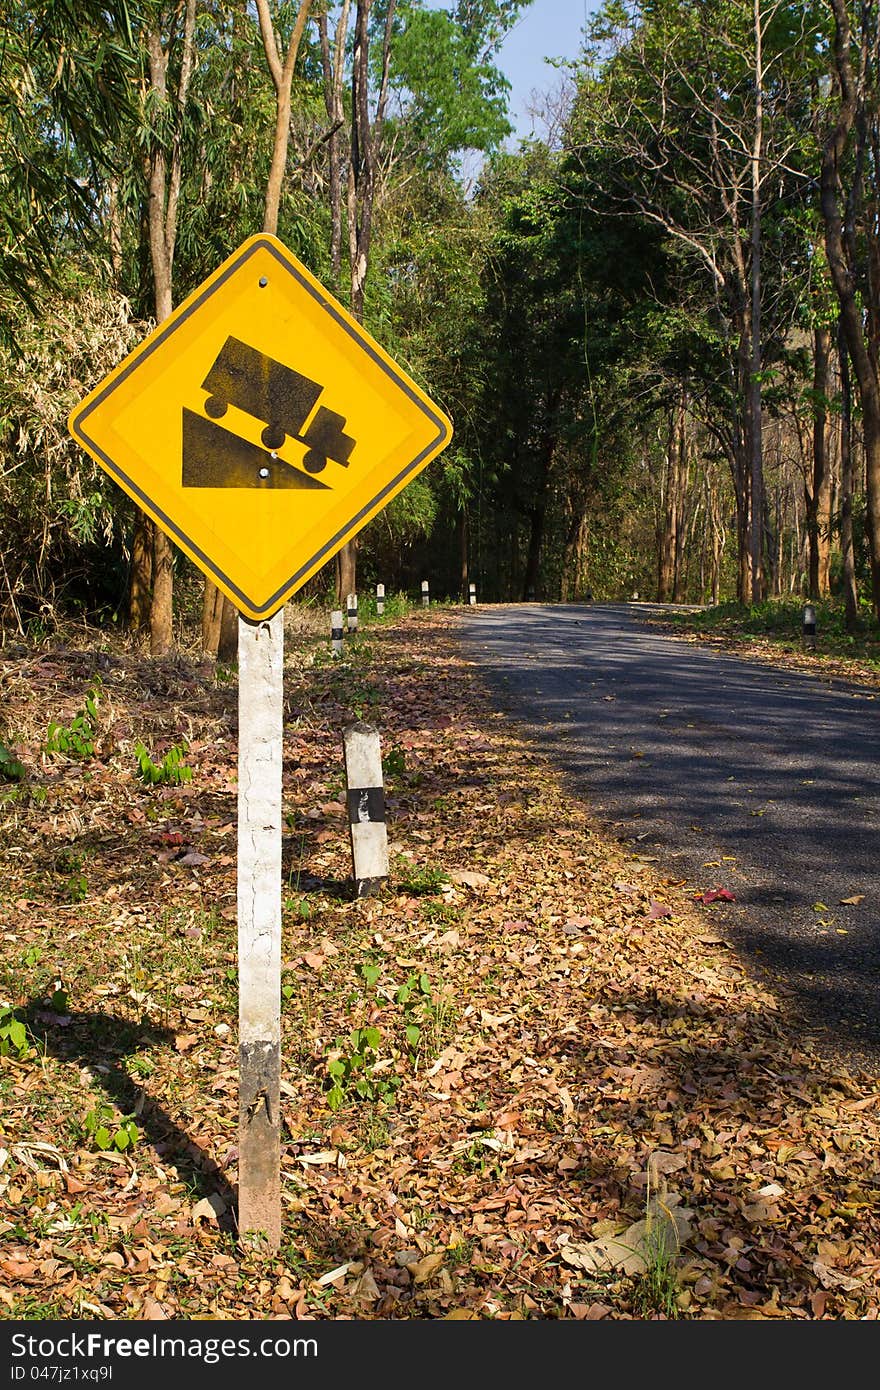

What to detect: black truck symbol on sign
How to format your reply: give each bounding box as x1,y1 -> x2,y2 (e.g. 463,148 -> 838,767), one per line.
182,336 -> 356,489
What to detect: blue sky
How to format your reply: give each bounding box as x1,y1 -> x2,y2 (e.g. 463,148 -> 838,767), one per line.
496,0 -> 598,141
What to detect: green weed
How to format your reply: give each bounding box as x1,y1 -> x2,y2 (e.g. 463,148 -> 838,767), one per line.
632,1224 -> 681,1319
359,960 -> 382,989
356,1111 -> 391,1152
126,1053 -> 155,1080
324,1026 -> 401,1110
0,1004 -> 34,1059
632,1161 -> 684,1319
82,1101 -> 139,1153
395,970 -> 433,1053
45,685 -> 101,759
393,857 -> 449,896
454,1135 -> 503,1180
46,982 -> 68,1013
54,849 -> 88,903
0,744 -> 25,782
133,739 -> 192,786
422,899 -> 462,925
284,894 -> 312,921
375,591 -> 412,621
382,746 -> 407,782
65,872 -> 88,902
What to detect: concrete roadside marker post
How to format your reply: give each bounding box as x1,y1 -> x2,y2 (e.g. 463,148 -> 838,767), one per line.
347,592 -> 358,633
376,582 -> 385,617
469,582 -> 476,606
343,722 -> 388,897
422,580 -> 429,607
237,611 -> 284,1249
803,604 -> 817,650
331,609 -> 344,657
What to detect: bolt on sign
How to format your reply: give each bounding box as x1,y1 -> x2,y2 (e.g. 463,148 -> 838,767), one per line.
68,234 -> 453,618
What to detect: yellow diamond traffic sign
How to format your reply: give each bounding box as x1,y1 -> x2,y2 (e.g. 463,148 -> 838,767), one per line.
68,234 -> 453,621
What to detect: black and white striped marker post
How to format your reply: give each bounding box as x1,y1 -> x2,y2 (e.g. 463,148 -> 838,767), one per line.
421,580 -> 429,607
803,604 -> 817,650
343,721 -> 388,897
347,592 -> 358,633
376,583 -> 385,617
331,609 -> 343,657
469,582 -> 476,606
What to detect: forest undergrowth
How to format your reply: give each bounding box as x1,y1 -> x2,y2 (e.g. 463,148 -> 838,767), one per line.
0,606 -> 877,1320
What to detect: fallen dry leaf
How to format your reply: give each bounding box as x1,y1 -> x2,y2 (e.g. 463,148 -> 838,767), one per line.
138,1297 -> 169,1320
448,869 -> 491,889
411,1252 -> 446,1284
812,1261 -> 864,1291
561,1199 -> 693,1277
192,1194 -> 226,1224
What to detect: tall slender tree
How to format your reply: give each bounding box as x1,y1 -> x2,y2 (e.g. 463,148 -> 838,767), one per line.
133,1 -> 199,655
820,0 -> 880,620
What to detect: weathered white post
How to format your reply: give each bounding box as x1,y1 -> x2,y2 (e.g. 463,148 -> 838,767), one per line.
469,582 -> 476,606
376,582 -> 385,617
237,611 -> 283,1249
421,579 -> 429,607
802,604 -> 817,651
347,592 -> 358,632
343,722 -> 388,897
331,608 -> 344,657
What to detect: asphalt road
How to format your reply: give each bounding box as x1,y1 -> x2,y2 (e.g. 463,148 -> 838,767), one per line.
461,602 -> 880,1069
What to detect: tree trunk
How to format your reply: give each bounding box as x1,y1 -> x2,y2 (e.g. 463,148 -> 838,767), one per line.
821,0 -> 880,621
150,530 -> 174,654
318,1 -> 351,290
522,503 -> 545,601
808,322 -> 834,598
338,1 -> 395,600
252,0 -> 313,648
336,538 -> 357,606
727,300 -> 752,604
561,508 -> 590,601
747,0 -> 765,605
838,319 -> 860,629
143,8 -> 197,655
672,499 -> 689,602
732,445 -> 751,604
256,0 -> 313,238
202,581 -> 225,657
128,511 -> 153,633
218,593 -> 238,664
458,508 -> 469,599
708,477 -> 724,606
658,392 -> 687,601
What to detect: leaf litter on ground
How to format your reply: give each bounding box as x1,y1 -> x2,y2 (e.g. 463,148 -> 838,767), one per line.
0,610 -> 878,1320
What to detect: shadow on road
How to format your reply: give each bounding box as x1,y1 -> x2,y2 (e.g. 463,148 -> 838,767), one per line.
462,602 -> 880,1068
